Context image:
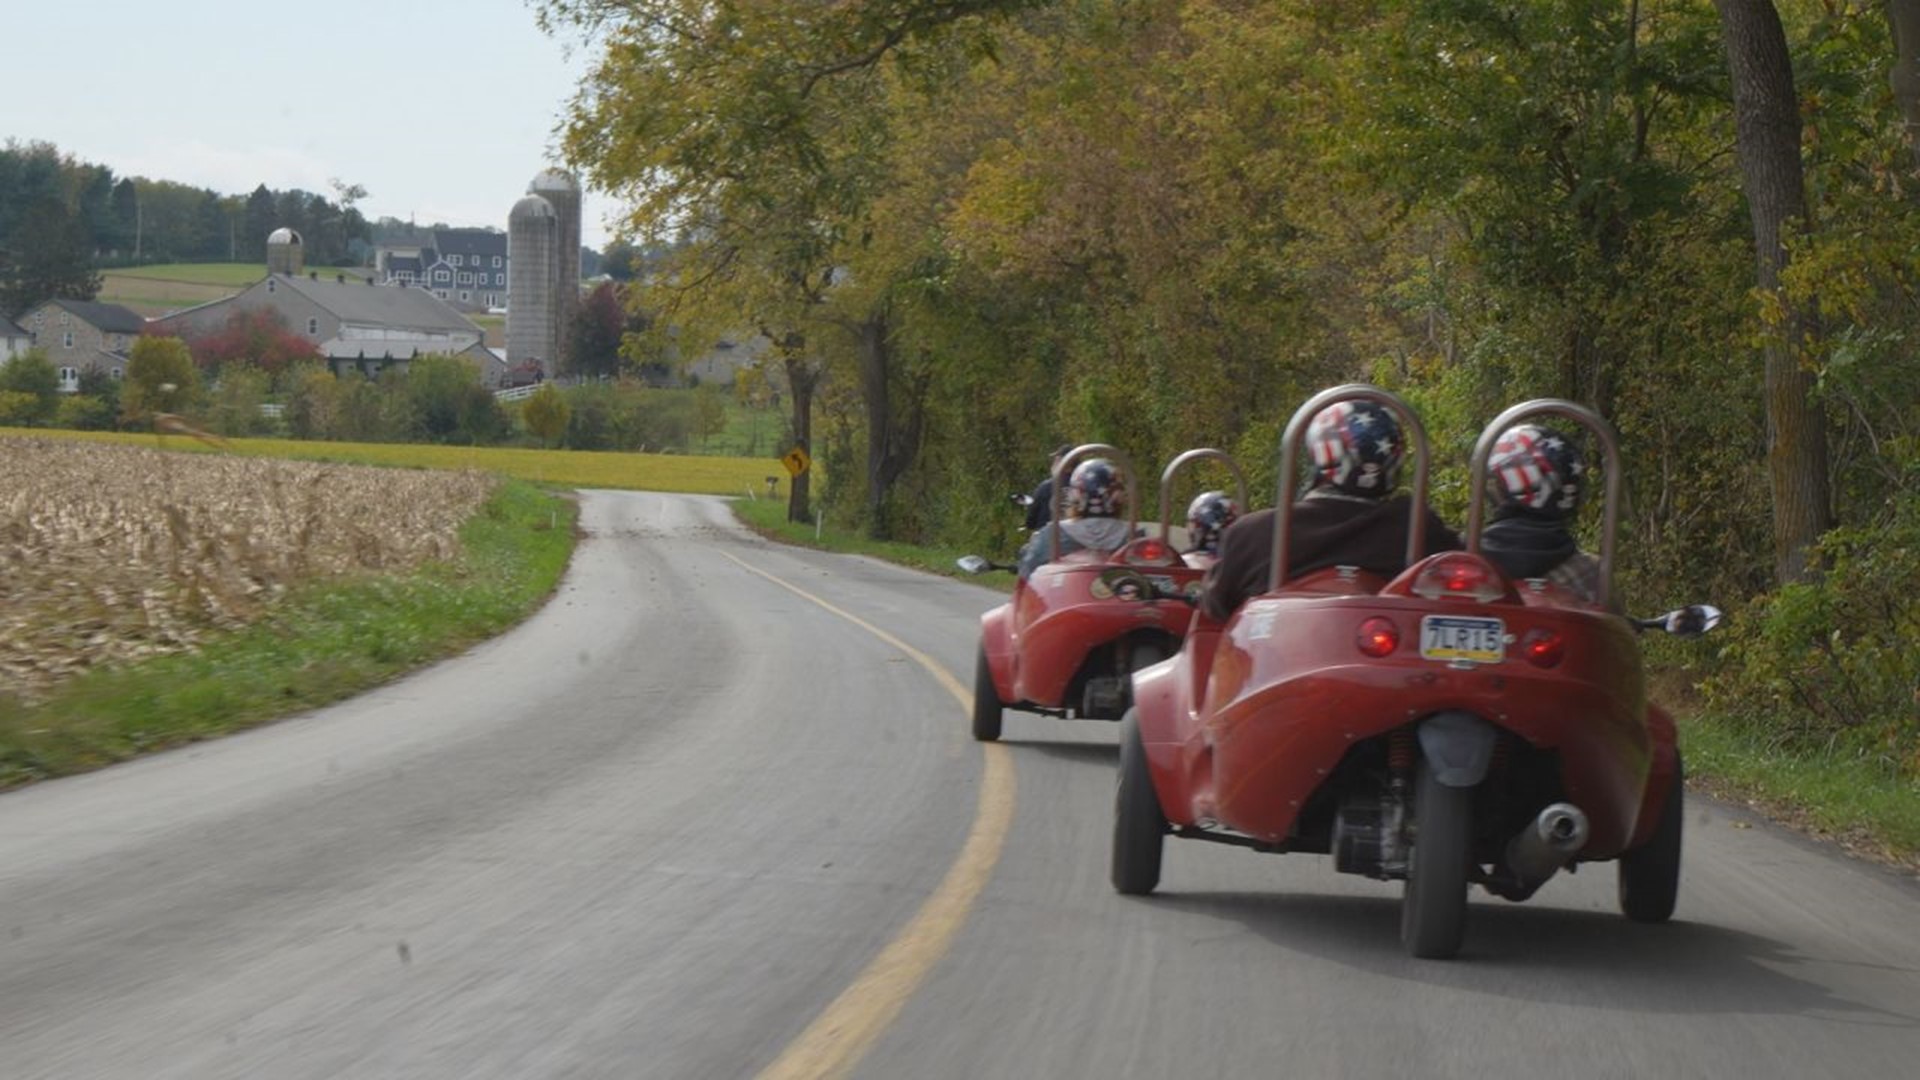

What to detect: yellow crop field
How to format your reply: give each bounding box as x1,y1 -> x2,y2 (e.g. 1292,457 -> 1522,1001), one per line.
2,428 -> 789,496
0,438 -> 494,701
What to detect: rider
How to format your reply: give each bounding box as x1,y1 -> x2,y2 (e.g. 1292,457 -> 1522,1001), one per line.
1200,400 -> 1460,621
1479,424 -> 1607,607
1017,458 -> 1135,579
1184,490 -> 1242,559
1021,444 -> 1075,532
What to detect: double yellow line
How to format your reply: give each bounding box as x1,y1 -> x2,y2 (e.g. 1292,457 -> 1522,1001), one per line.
720,552 -> 1017,1080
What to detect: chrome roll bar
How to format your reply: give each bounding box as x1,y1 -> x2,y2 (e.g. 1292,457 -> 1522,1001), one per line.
1157,448 -> 1251,545
1049,443 -> 1139,562
1466,399 -> 1623,604
1271,384 -> 1430,591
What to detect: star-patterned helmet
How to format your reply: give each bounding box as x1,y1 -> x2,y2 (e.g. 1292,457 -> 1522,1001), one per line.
1067,458 -> 1126,518
1185,490 -> 1242,555
1307,400 -> 1403,497
1487,424 -> 1584,516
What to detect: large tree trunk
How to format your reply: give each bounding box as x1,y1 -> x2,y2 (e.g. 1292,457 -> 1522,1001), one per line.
855,308 -> 926,539
779,335 -> 820,524
1889,1 -> 1920,170
1715,0 -> 1833,584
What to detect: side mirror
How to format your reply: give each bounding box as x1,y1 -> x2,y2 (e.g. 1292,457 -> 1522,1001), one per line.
1662,604 -> 1724,638
1008,492 -> 1034,507
957,555 -> 991,575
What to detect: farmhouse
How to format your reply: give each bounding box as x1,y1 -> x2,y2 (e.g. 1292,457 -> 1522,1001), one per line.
11,299 -> 146,391
152,271 -> 501,385
376,228 -> 510,310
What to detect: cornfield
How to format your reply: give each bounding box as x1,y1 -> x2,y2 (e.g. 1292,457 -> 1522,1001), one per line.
0,437 -> 494,700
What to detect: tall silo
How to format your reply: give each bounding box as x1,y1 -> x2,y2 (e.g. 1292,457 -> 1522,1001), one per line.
507,194 -> 558,377
266,227 -> 304,276
528,169 -> 581,323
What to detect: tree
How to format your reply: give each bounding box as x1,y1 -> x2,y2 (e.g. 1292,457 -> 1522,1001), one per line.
122,336 -> 203,422
243,184 -> 276,264
1714,0 -> 1833,583
0,348 -> 60,426
187,308 -> 323,379
564,282 -> 629,377
522,383 -> 571,446
0,197 -> 103,313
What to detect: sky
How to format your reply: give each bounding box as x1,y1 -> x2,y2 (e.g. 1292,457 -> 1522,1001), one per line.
0,1 -> 619,249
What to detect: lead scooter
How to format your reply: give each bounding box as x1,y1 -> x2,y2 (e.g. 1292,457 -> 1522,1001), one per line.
1114,388 -> 1719,959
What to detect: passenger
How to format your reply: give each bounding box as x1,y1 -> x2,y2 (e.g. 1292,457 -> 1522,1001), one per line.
1020,444 -> 1075,532
1479,424 -> 1608,607
1200,400 -> 1460,621
1017,458 -> 1135,579
1184,490 -> 1242,559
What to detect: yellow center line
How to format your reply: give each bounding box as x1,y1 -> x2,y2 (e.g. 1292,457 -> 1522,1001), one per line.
719,551 -> 1016,1080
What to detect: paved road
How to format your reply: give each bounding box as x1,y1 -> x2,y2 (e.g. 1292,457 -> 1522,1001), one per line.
2,491 -> 1916,1078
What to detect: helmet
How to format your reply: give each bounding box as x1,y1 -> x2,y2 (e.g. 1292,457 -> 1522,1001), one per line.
1066,458 -> 1126,518
1185,490 -> 1242,554
1307,400 -> 1403,496
1487,424 -> 1584,516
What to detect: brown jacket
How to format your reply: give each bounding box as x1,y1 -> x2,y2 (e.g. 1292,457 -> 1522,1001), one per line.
1200,492 -> 1462,622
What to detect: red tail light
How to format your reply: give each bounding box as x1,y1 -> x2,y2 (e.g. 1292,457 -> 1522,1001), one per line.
1521,628 -> 1564,668
1122,538 -> 1174,566
1356,616 -> 1400,657
1411,553 -> 1507,602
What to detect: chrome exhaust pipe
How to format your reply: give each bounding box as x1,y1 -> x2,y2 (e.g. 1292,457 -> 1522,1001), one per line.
1502,803 -> 1589,896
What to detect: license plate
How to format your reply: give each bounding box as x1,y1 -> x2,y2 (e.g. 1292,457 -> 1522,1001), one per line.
1420,615 -> 1506,664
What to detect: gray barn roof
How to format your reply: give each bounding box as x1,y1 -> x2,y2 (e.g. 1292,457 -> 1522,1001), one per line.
431,228 -> 507,261
1,316 -> 28,338
277,275 -> 478,333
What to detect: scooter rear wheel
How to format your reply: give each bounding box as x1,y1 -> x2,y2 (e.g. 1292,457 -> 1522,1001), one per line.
1401,758 -> 1473,959
1111,709 -> 1166,895
1618,751 -> 1684,923
972,644 -> 1003,743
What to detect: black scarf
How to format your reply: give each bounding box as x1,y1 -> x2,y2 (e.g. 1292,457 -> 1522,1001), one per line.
1480,511 -> 1578,580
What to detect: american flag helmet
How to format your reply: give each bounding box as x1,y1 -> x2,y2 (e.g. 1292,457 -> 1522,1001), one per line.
1185,490 -> 1242,554
1307,400 -> 1403,496
1067,458 -> 1126,518
1487,424 -> 1583,515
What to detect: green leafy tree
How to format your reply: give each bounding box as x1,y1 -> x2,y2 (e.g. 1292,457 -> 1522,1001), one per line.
122,335 -> 202,423
208,362 -> 272,437
522,383 -> 571,446
0,197 -> 103,312
54,394 -> 112,430
0,348 -> 60,426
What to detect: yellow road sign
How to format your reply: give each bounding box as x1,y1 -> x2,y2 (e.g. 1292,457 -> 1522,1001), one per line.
782,446 -> 812,477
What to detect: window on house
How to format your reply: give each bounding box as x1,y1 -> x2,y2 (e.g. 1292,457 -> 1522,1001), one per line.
59,312 -> 70,326
459,291 -> 471,302
451,254 -> 462,266
63,331 -> 74,349
268,279 -> 276,293
58,366 -> 77,386
112,367 -> 123,380
436,270 -> 450,282
493,256 -> 502,267
307,317 -> 318,336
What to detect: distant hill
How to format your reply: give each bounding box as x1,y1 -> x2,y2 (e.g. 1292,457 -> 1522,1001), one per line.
99,263 -> 371,317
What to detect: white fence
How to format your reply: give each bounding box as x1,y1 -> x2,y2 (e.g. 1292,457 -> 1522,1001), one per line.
494,384 -> 541,403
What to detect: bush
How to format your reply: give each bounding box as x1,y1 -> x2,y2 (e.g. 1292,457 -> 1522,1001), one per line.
1703,488 -> 1920,778
54,394 -> 113,430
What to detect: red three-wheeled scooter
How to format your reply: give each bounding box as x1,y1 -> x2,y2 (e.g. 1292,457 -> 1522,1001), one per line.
961,444 -> 1248,742
1113,387 -> 1721,959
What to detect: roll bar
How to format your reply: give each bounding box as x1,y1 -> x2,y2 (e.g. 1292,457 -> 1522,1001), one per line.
1048,443 -> 1140,562
1467,399 -> 1623,604
1157,448 -> 1250,545
1272,384 -> 1431,591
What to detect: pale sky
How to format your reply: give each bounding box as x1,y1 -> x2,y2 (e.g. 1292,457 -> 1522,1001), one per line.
0,1 -> 619,249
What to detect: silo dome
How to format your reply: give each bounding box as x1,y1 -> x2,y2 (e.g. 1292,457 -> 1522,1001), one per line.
528,169 -> 579,194
510,194 -> 557,222
266,227 -> 305,275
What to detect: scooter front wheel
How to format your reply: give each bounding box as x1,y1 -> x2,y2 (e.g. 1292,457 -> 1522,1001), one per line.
1618,751 -> 1684,923
1401,758 -> 1472,959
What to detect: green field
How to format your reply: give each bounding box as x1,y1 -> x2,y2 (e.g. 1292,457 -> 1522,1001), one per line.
108,262 -> 370,286
2,428 -> 784,495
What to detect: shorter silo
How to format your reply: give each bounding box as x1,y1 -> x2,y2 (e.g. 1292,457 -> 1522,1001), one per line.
507,194 -> 558,377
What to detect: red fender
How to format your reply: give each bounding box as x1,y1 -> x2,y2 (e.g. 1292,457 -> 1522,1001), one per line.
978,603 -> 1018,706
1624,703 -> 1680,851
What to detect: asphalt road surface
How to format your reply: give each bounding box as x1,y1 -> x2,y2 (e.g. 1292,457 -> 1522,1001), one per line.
3,490 -> 1917,1078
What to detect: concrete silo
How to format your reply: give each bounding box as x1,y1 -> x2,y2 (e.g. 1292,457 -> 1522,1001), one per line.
507,194 -> 559,377
528,169 -> 581,317
266,227 -> 304,276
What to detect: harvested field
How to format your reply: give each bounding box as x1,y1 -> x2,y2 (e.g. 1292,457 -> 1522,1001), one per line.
0,438 -> 494,701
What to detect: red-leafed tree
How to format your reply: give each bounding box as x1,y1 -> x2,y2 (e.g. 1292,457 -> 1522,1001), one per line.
187,308 -> 323,378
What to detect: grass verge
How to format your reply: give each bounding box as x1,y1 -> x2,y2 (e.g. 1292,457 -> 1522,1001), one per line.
0,480 -> 577,790
1680,714 -> 1920,868
730,496 -> 1012,590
